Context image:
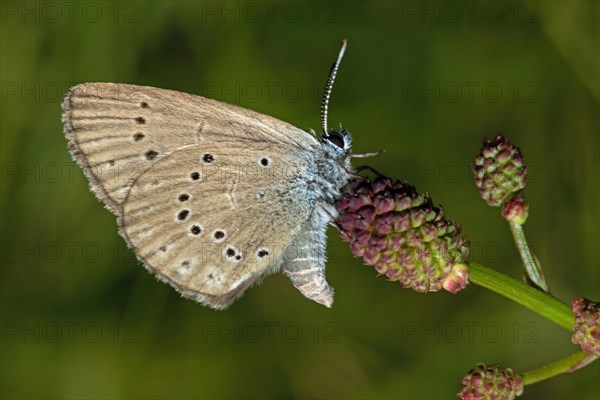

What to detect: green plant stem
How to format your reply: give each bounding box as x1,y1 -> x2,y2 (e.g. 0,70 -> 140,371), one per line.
508,221 -> 549,292
468,263 -> 572,330
522,351 -> 598,386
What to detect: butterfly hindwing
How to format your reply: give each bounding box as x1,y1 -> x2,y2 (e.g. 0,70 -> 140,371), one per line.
121,143 -> 318,309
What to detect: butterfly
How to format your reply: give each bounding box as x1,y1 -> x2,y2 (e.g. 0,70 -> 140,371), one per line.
62,39 -> 372,309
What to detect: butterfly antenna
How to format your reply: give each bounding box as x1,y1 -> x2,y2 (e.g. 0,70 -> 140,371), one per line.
321,39 -> 348,136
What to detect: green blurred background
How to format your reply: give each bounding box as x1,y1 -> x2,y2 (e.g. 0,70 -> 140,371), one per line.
1,1 -> 598,399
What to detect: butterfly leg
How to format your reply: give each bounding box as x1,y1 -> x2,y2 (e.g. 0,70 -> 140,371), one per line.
283,211 -> 334,307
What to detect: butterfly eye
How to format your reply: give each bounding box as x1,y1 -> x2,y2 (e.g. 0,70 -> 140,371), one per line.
325,131 -> 346,149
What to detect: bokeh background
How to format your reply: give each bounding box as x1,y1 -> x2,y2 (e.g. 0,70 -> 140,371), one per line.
1,1 -> 599,399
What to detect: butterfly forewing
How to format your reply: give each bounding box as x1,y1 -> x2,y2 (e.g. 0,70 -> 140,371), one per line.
63,83 -> 317,215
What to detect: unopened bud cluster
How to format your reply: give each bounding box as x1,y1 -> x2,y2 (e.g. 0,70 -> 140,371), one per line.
571,297 -> 600,357
457,363 -> 523,400
473,135 -> 528,222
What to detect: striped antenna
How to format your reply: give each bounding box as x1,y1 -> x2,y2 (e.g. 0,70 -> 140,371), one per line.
321,39 -> 348,136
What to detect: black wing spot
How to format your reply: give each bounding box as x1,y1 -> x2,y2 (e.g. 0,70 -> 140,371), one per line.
133,132 -> 145,141
257,249 -> 269,258
140,101 -> 149,108
190,225 -> 201,235
190,172 -> 201,181
214,230 -> 225,239
202,154 -> 214,163
145,150 -> 158,160
226,248 -> 235,257
178,193 -> 190,202
260,157 -> 270,167
235,255 -> 242,261
177,209 -> 190,221
135,117 -> 146,125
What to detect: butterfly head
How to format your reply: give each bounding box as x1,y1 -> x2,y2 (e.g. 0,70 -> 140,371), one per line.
321,127 -> 352,159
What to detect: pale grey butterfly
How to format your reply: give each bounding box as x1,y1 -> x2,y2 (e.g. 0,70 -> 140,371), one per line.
62,39 -> 372,309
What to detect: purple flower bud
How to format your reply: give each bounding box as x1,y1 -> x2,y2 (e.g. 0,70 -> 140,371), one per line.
457,363 -> 523,400
443,263 -> 470,294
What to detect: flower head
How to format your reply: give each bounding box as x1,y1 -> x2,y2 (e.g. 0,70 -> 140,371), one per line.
336,176 -> 469,293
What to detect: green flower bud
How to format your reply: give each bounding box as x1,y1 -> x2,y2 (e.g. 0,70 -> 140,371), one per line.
473,135 -> 527,207
501,195 -> 529,224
